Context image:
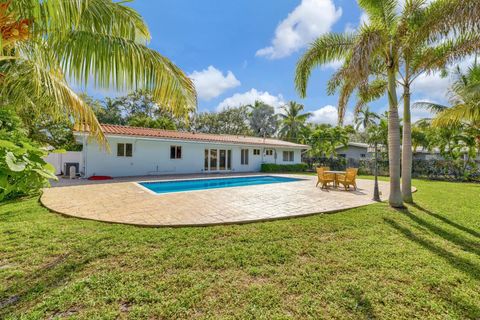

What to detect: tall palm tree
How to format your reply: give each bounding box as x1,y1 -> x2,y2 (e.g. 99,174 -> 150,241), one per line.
296,0 -> 404,207
354,106 -> 379,131
278,101 -> 311,142
295,0 -> 480,207
0,1 -> 196,143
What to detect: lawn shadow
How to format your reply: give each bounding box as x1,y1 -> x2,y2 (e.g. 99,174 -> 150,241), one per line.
410,204 -> 480,239
384,218 -> 480,281
0,239 -> 106,316
345,287 -> 377,319
396,207 -> 480,257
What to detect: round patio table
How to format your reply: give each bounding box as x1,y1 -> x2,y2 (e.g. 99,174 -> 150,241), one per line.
325,170 -> 346,188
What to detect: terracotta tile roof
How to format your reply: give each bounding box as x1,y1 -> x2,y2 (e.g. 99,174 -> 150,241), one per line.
87,124 -> 309,148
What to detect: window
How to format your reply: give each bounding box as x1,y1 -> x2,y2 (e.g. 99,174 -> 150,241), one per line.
360,153 -> 366,158
265,149 -> 273,156
117,143 -> 133,157
170,146 -> 182,159
241,149 -> 249,165
338,154 -> 346,158
253,149 -> 260,155
282,151 -> 294,162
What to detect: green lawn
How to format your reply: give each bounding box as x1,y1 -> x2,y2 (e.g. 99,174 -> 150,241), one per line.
1,179 -> 479,319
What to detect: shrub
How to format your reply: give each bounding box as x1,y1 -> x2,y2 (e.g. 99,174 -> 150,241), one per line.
0,109 -> 57,201
261,163 -> 309,173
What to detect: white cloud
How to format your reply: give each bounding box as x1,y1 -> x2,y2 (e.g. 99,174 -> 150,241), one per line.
308,105 -> 353,126
216,89 -> 285,111
189,66 -> 240,101
360,12 -> 369,25
411,72 -> 451,101
322,59 -> 343,70
256,0 -> 342,59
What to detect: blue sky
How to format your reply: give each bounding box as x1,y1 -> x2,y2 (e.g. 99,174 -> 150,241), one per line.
87,0 -> 463,125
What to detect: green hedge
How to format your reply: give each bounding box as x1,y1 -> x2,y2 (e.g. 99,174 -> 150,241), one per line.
260,163 -> 309,173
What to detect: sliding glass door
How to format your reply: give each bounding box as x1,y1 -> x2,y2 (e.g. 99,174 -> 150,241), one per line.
204,148 -> 231,171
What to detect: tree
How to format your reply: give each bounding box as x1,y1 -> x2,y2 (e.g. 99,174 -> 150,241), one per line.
355,106 -> 379,131
418,62 -> 480,131
247,101 -> 278,137
308,125 -> 350,158
295,0 -> 404,207
295,0 -> 480,207
127,115 -> 176,130
278,101 -> 311,142
192,106 -> 252,136
92,97 -> 125,126
1,1 -> 196,143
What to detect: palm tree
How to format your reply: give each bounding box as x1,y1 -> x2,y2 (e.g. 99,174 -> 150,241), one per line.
1,1 -> 196,143
354,106 -> 379,131
278,101 -> 311,142
295,0 -> 480,207
415,62 -> 480,138
295,0 -> 404,207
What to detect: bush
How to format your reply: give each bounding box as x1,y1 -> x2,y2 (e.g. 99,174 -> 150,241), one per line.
260,163 -> 309,173
0,109 -> 57,201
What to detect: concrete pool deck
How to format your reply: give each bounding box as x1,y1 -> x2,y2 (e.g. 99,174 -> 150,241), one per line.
41,174 -> 397,227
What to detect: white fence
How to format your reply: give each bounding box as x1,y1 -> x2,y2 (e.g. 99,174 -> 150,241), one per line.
44,151 -> 83,175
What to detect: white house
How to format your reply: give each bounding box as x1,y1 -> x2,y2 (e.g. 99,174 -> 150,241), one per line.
72,124 -> 309,177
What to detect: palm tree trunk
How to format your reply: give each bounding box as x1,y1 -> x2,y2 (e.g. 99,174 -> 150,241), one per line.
387,68 -> 403,207
402,84 -> 413,203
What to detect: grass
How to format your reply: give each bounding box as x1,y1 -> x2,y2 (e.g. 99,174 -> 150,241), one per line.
1,179 -> 479,319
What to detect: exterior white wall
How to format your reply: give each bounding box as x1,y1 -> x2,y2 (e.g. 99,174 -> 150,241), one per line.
82,135 -> 304,177
44,151 -> 83,175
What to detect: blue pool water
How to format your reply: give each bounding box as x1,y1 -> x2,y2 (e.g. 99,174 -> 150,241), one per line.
139,175 -> 303,194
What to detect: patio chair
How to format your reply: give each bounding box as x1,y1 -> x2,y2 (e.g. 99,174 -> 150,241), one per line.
316,167 -> 335,189
336,168 -> 358,191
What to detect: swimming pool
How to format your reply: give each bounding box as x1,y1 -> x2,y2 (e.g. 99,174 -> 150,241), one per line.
138,175 -> 303,194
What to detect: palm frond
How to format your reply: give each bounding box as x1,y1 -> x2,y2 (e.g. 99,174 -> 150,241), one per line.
412,33 -> 480,73
412,101 -> 448,114
433,103 -> 480,127
415,0 -> 480,45
51,31 -> 196,117
295,33 -> 355,97
1,41 -> 105,144
358,0 -> 398,30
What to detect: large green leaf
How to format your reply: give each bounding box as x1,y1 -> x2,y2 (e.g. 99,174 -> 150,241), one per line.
5,152 -> 26,172
33,168 -> 58,180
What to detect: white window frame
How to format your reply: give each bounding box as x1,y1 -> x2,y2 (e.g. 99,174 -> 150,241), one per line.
117,143 -> 133,157
253,149 -> 260,156
265,149 -> 273,156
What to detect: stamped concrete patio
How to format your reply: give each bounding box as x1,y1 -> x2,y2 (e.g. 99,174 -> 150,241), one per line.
41,174 -> 393,227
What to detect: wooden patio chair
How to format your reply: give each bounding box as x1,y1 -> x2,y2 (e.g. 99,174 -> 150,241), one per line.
316,167 -> 335,189
336,168 -> 358,191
